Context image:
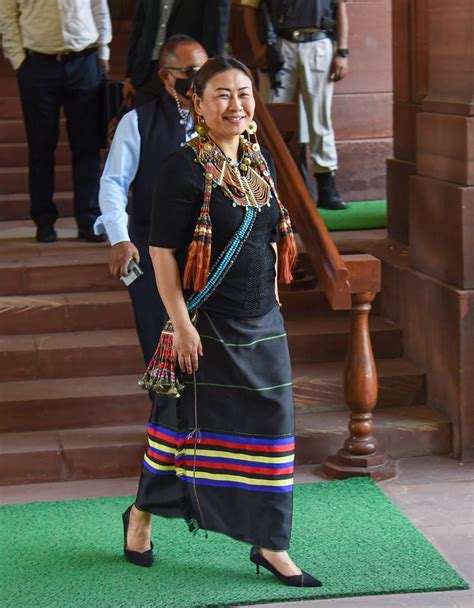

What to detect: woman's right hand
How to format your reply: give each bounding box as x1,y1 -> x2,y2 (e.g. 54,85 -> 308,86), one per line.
172,323 -> 203,374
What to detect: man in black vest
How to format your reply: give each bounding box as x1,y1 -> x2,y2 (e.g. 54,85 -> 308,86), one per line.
95,35 -> 208,367
123,0 -> 230,106
265,0 -> 350,210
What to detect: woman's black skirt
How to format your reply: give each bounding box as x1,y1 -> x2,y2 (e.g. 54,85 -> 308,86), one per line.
135,305 -> 295,550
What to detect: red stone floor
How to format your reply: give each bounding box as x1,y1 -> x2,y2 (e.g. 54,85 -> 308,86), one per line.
2,455 -> 473,608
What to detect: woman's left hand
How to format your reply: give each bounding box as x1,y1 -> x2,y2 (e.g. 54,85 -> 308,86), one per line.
173,323 -> 204,374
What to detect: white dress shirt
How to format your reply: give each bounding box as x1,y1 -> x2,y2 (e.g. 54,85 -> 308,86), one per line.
0,0 -> 112,70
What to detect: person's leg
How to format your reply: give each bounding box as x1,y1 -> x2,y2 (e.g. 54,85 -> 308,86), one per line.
62,52 -> 103,234
16,53 -> 62,231
297,95 -> 319,200
126,505 -> 152,552
300,38 -> 338,173
300,38 -> 346,209
127,232 -> 166,366
134,62 -> 164,107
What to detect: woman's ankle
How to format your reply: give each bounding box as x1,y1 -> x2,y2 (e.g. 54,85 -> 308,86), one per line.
131,505 -> 152,525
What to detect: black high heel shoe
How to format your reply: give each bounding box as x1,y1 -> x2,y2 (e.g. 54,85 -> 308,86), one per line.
250,546 -> 322,588
122,504 -> 154,567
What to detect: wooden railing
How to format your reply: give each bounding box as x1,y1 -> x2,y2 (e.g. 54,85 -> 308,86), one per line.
255,92 -> 397,480
255,94 -> 352,310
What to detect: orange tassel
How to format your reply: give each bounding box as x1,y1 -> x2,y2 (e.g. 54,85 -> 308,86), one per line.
183,241 -> 212,292
278,233 -> 298,284
183,241 -> 198,289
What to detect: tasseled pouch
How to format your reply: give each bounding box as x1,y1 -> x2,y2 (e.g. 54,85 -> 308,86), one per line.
138,320 -> 185,397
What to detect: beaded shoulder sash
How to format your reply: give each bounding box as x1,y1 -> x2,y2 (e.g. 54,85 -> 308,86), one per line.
139,205 -> 257,397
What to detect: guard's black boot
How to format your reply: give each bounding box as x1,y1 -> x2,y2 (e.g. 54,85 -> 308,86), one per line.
315,171 -> 348,210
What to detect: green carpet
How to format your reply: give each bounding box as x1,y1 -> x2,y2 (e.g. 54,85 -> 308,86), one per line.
0,478 -> 468,608
319,199 -> 387,231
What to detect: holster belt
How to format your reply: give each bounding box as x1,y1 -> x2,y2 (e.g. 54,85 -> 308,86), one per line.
278,30 -> 329,43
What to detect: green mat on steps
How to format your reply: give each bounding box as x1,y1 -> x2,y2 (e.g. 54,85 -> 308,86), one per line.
0,478 -> 468,608
319,199 -> 387,231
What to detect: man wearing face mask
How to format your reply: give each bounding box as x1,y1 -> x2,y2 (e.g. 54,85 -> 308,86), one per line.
94,35 -> 208,367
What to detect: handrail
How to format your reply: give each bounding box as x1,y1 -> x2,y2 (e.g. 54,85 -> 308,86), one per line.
254,92 -> 352,310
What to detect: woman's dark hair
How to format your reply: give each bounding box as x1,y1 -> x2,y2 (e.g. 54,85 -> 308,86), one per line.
192,56 -> 254,98
191,57 -> 254,123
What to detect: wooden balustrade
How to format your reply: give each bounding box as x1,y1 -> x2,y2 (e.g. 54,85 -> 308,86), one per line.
255,92 -> 397,480
323,292 -> 399,480
255,94 -> 352,311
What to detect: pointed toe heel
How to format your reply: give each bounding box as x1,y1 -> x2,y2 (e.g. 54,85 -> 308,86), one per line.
122,505 -> 154,567
250,545 -> 322,588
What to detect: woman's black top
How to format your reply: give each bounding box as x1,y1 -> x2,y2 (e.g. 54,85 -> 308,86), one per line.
149,146 -> 280,318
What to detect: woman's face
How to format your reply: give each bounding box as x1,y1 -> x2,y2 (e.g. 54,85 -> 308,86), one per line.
194,69 -> 255,140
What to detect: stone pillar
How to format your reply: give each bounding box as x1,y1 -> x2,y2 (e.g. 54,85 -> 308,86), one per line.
402,0 -> 474,459
387,0 -> 428,243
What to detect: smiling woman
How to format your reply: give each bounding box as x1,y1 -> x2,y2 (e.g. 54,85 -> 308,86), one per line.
123,57 -> 319,589
192,64 -> 255,158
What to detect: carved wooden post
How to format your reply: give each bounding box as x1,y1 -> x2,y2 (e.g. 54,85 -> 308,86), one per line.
323,292 -> 398,480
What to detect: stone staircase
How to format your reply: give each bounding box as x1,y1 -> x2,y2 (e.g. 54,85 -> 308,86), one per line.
0,34 -> 452,486
0,225 -> 452,485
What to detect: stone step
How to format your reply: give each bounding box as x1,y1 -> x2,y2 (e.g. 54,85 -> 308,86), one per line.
0,374 -> 149,433
0,192 -> 73,221
0,165 -> 72,195
293,358 -> 425,412
0,78 -> 20,96
0,97 -> 22,120
0,290 -> 134,335
295,405 -> 452,465
0,405 -> 450,485
0,328 -> 143,381
0,233 -> 381,317
0,425 -> 145,485
0,310 -> 400,381
0,247 -> 118,297
0,142 -> 71,168
0,118 -> 67,144
0,286 -> 362,335
0,359 -> 424,434
285,313 -> 401,363
0,119 -> 26,144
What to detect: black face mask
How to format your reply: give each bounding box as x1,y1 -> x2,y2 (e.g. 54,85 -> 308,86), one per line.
174,76 -> 193,99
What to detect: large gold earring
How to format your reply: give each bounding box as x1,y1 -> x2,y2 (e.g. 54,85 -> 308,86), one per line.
195,116 -> 208,137
247,120 -> 258,135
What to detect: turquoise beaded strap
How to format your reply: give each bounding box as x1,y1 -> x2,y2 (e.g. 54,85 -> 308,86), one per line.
187,206 -> 256,313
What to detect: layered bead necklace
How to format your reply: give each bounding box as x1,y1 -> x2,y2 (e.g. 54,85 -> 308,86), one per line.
195,134 -> 273,210
183,133 -> 297,293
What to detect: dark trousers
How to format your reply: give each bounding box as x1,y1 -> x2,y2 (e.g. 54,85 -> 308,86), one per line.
128,226 -> 166,367
17,50 -> 103,229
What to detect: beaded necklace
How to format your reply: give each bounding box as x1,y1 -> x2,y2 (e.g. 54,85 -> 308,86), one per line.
196,135 -> 272,209
172,90 -> 194,136
183,133 -> 297,293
